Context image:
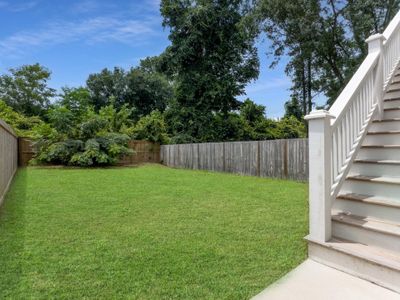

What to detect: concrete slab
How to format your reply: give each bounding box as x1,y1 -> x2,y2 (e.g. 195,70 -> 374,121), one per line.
252,259 -> 400,300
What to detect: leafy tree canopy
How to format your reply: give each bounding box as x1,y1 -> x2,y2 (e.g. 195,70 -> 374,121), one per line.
0,64 -> 56,116
160,0 -> 260,141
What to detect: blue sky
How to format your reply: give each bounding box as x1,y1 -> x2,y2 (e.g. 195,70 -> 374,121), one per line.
0,0 -> 293,118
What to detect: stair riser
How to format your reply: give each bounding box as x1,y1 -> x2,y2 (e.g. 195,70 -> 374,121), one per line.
385,90 -> 400,98
333,200 -> 400,223
333,221 -> 400,253
358,148 -> 400,160
371,121 -> 400,131
308,242 -> 400,293
364,134 -> 400,145
388,82 -> 400,90
391,78 -> 400,85
384,100 -> 400,109
342,180 -> 400,201
350,163 -> 400,178
384,109 -> 400,119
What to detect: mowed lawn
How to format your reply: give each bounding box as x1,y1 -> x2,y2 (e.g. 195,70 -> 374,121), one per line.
0,164 -> 308,299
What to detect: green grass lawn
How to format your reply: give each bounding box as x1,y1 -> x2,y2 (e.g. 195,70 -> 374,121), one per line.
0,164 -> 308,299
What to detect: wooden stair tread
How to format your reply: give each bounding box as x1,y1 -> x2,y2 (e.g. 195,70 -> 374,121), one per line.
332,212 -> 400,237
337,193 -> 400,209
387,88 -> 400,93
384,98 -> 400,102
362,145 -> 400,148
367,130 -> 400,135
347,175 -> 400,185
354,159 -> 400,165
373,118 -> 400,122
384,107 -> 400,111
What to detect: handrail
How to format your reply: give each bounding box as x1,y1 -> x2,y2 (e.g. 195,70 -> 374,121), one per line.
305,10 -> 400,242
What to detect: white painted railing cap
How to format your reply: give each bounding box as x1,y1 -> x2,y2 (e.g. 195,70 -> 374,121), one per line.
365,33 -> 386,43
304,110 -> 336,121
366,33 -> 386,53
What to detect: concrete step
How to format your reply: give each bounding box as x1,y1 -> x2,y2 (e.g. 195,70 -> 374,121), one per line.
350,159 -> 400,177
364,130 -> 400,145
252,259 -> 400,300
343,175 -> 400,200
307,237 -> 400,293
335,193 -> 400,223
384,107 -> 400,119
359,145 -> 400,160
332,212 -> 400,253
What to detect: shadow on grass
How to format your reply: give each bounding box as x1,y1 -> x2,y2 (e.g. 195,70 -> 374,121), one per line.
0,169 -> 28,298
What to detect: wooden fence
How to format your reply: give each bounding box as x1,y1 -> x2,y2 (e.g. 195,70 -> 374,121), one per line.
160,139 -> 309,181
119,140 -> 160,165
18,137 -> 36,167
0,119 -> 18,206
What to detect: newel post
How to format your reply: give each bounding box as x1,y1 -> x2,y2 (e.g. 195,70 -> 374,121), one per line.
366,33 -> 386,119
305,110 -> 335,242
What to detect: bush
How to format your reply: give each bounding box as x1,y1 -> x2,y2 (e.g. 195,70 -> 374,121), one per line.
0,100 -> 44,138
34,104 -> 134,167
131,111 -> 170,144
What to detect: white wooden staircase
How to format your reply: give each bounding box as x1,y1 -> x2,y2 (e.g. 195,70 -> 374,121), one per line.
305,11 -> 400,295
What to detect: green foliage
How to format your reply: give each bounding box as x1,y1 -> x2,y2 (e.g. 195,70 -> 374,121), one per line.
0,64 -> 56,116
160,0 -> 260,141
86,66 -> 174,120
240,98 -> 266,125
59,87 -> 91,115
275,116 -> 307,139
284,98 -> 304,121
0,100 -> 45,138
257,0 -> 400,113
132,111 -> 170,144
35,104 -> 133,167
86,67 -> 128,111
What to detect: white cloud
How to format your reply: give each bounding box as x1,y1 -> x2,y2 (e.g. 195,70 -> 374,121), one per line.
71,0 -> 98,13
0,17 -> 158,58
0,1 -> 38,12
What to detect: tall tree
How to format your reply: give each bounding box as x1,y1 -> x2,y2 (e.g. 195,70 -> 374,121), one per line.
257,0 -> 400,113
86,65 -> 173,119
0,63 -> 56,116
160,0 -> 260,142
86,67 -> 128,111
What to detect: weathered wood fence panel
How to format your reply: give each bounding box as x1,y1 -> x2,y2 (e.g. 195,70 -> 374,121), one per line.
160,139 -> 309,181
18,137 -> 36,167
0,119 -> 18,206
119,140 -> 160,165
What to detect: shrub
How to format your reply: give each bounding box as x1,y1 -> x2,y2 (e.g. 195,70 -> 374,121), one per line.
131,111 -> 170,144
34,103 -> 134,167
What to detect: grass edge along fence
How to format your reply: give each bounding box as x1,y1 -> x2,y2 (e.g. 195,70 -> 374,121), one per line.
160,139 -> 309,181
0,119 -> 18,206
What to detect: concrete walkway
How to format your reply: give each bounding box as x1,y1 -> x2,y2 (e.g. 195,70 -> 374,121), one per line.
252,259 -> 400,300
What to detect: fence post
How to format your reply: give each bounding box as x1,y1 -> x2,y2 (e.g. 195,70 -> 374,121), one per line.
305,110 -> 335,242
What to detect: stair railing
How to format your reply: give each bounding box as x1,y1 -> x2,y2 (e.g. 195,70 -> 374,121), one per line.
305,11 -> 400,243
